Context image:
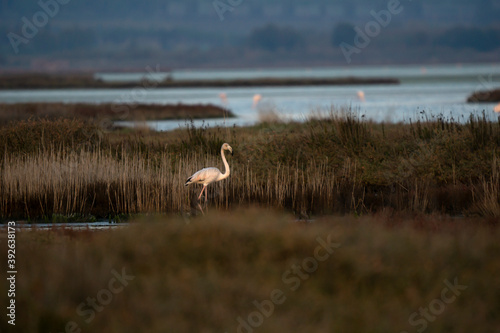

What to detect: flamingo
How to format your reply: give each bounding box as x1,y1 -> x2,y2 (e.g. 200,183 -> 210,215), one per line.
219,92 -> 228,105
185,143 -> 233,201
357,90 -> 365,102
252,94 -> 262,108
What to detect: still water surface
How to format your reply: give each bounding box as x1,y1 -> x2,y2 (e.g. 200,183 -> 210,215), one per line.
1,63 -> 499,131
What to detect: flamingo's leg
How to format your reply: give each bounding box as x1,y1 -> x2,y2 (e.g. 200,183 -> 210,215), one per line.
198,185 -> 207,201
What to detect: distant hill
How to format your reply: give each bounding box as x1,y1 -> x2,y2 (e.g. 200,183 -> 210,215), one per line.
2,0 -> 499,27
1,0 -> 499,71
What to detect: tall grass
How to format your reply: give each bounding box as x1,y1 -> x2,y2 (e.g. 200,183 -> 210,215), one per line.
1,149 -> 209,219
472,155 -> 500,217
0,110 -> 499,221
0,148 -> 345,219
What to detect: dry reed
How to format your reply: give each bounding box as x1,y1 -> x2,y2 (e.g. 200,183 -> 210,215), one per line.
0,110 -> 499,221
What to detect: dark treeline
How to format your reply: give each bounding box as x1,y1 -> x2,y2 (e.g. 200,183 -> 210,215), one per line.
2,0 -> 499,26
1,0 -> 500,70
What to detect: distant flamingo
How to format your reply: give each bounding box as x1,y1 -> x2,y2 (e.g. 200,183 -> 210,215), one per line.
495,103 -> 500,113
357,90 -> 365,102
252,94 -> 262,108
185,143 -> 233,201
219,92 -> 228,105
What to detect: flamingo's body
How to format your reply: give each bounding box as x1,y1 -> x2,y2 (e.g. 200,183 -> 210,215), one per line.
357,90 -> 365,102
219,92 -> 228,105
252,94 -> 262,108
185,143 -> 233,201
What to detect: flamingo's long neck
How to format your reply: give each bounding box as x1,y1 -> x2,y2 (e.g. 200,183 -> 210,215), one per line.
218,148 -> 230,181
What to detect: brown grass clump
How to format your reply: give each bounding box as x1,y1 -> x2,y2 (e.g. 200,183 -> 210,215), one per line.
1,208 -> 499,332
467,88 -> 500,102
471,156 -> 500,217
0,102 -> 233,124
0,118 -> 103,155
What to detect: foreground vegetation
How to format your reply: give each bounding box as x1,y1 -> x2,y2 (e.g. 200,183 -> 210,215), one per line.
0,208 -> 499,332
0,109 -> 499,221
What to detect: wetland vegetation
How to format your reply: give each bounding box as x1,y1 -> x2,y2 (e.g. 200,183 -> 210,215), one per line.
1,105 -> 499,333
0,108 -> 498,222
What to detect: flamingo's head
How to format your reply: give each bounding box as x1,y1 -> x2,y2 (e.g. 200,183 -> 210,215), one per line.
222,143 -> 233,156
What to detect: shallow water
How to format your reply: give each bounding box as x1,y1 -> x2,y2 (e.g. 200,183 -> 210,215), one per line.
1,63 -> 499,131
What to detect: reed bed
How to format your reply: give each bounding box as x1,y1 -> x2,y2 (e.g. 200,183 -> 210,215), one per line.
0,148 -> 347,219
0,149 -> 223,219
0,110 -> 499,221
1,147 -> 498,221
